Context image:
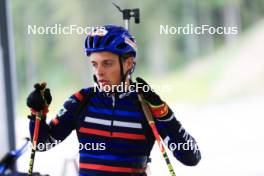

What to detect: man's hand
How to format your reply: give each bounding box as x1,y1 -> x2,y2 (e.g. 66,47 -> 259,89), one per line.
136,77 -> 171,119
27,83 -> 52,117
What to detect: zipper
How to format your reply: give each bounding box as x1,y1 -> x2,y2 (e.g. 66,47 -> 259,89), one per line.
111,95 -> 116,108
110,95 -> 115,136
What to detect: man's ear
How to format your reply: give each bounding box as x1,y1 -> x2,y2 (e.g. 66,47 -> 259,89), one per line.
124,57 -> 134,71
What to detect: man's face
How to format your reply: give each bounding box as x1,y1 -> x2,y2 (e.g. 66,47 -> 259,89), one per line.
90,51 -> 133,89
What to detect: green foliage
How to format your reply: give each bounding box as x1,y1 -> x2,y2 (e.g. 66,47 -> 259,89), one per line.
10,0 -> 264,114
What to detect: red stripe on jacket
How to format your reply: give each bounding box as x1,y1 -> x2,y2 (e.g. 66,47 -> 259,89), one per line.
74,91 -> 84,101
79,127 -> 146,140
79,163 -> 146,173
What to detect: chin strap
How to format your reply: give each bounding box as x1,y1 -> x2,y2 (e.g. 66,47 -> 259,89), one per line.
118,55 -> 136,94
93,74 -> 98,84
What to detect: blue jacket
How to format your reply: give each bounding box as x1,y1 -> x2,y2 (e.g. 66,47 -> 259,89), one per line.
29,87 -> 201,176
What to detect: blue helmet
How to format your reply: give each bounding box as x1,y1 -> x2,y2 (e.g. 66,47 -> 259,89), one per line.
84,25 -> 137,58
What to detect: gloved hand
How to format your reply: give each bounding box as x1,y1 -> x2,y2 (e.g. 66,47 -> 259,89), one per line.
27,83 -> 52,117
136,77 -> 172,119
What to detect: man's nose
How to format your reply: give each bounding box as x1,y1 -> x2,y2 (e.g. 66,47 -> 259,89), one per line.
96,64 -> 104,76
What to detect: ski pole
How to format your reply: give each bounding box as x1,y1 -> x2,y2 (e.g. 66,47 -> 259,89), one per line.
28,83 -> 47,176
113,3 -> 177,175
138,94 -> 176,176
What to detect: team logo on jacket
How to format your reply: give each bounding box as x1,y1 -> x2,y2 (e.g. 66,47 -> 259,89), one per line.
58,107 -> 67,117
67,97 -> 77,104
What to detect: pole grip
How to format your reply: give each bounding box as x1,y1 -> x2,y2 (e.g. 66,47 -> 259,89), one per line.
28,83 -> 46,176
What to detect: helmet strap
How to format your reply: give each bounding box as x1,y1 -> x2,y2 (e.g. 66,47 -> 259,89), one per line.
117,56 -> 132,94
119,56 -> 126,88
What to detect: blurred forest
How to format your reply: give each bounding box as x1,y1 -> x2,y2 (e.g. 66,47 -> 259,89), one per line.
10,0 -> 264,114
6,1 -> 264,175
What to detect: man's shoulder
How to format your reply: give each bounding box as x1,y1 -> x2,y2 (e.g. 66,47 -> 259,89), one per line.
80,86 -> 96,94
72,86 -> 96,102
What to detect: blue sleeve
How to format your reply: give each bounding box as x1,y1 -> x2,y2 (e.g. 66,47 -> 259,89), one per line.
155,108 -> 201,166
29,89 -> 85,151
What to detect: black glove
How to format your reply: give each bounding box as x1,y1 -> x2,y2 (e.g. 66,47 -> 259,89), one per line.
27,83 -> 52,112
136,77 -> 163,106
136,77 -> 172,119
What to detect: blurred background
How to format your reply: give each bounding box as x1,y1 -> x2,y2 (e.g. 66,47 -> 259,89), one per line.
1,0 -> 264,175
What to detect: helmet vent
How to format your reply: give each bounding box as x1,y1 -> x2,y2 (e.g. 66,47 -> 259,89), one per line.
116,43 -> 127,49
105,35 -> 115,46
95,36 -> 103,48
89,37 -> 94,48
